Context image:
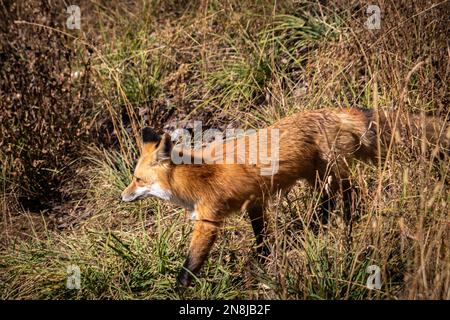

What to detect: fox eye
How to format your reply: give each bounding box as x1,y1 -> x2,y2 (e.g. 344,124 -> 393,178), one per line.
134,176 -> 143,183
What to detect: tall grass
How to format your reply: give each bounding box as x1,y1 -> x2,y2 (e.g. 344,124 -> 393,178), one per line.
1,0 -> 449,299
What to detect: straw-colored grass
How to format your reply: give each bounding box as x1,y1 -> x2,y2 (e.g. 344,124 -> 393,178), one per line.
1,0 -> 449,299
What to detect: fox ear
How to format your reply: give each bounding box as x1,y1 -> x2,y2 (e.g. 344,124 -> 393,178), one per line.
155,133 -> 173,162
141,127 -> 162,155
142,127 -> 161,144
141,128 -> 173,161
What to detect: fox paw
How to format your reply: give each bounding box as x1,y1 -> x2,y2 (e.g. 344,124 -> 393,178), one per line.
176,270 -> 193,289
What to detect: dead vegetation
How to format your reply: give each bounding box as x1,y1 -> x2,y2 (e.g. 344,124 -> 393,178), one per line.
0,0 -> 449,299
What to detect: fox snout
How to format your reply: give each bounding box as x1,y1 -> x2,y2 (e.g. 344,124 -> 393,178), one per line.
121,189 -> 137,202
121,191 -> 137,202
121,182 -> 173,203
121,185 -> 151,202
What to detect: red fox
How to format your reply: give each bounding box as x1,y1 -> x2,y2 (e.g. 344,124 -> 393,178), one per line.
121,107 -> 449,287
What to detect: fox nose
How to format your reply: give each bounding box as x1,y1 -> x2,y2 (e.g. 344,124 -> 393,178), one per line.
121,192 -> 134,202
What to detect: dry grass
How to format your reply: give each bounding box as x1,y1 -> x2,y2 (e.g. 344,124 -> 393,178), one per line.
1,0 -> 449,299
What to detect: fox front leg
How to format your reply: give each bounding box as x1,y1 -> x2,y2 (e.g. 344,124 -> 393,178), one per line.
177,219 -> 221,287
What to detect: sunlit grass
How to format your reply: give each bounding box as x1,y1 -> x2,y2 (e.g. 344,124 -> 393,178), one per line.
1,0 -> 449,300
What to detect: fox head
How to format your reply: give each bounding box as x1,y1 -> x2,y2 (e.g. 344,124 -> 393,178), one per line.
121,128 -> 174,202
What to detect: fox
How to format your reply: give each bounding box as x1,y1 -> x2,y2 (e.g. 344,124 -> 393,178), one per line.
121,107 -> 449,287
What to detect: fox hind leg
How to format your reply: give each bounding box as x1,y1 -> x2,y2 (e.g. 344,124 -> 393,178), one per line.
247,201 -> 270,260
317,192 -> 336,226
309,165 -> 360,232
